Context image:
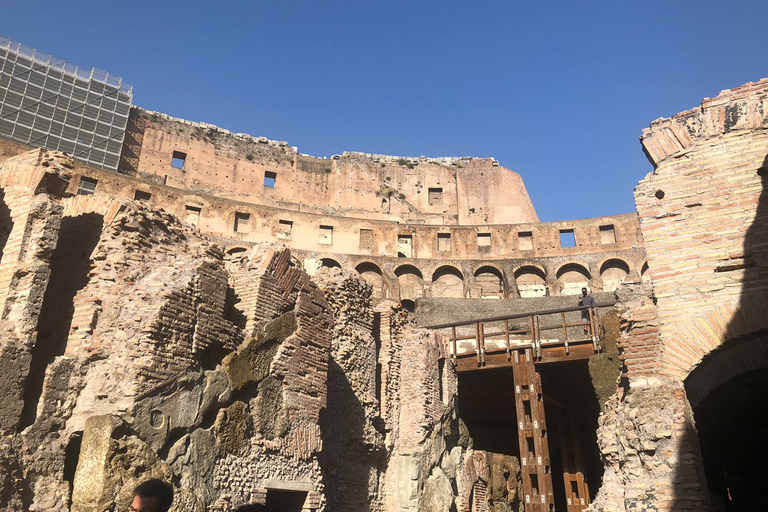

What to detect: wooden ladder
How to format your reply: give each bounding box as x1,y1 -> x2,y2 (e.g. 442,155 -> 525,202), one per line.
558,412 -> 590,512
512,347 -> 554,512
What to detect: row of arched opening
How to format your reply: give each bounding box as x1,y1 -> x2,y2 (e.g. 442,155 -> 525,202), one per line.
331,258 -> 649,300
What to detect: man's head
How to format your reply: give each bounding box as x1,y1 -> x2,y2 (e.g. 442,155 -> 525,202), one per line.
130,479 -> 173,512
581,287 -> 588,297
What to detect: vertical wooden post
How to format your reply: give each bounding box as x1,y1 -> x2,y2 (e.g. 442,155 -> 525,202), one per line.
475,322 -> 482,366
512,348 -> 554,512
478,321 -> 485,365
504,319 -> 511,360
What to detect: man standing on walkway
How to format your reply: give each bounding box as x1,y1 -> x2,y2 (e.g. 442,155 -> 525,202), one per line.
578,287 -> 595,335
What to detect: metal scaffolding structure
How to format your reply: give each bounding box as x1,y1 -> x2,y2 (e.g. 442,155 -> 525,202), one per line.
0,36 -> 133,171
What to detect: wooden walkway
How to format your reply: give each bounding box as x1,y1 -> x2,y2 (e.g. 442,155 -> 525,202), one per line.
425,303 -> 611,372
425,303 -> 613,512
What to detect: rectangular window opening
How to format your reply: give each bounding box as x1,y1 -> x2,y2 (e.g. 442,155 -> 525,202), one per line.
437,233 -> 451,252
134,190 -> 151,201
77,176 -> 97,196
234,212 -> 251,234
397,234 -> 412,258
171,150 -> 186,170
477,232 -> 491,247
599,224 -> 616,244
319,225 -> 333,245
518,231 -> 533,251
185,205 -> 202,226
560,229 -> 576,248
359,228 -> 374,251
277,219 -> 293,240
264,171 -> 277,188
428,187 -> 443,205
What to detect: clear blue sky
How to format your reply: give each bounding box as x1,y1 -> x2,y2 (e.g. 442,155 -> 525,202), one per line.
3,1 -> 767,221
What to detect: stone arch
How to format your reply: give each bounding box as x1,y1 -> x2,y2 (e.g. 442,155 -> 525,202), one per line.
355,261 -> 384,299
394,264 -> 424,301
431,265 -> 464,298
173,196 -> 212,227
684,332 -> 768,508
514,265 -> 546,297
474,265 -> 505,299
599,258 -> 630,292
661,297 -> 768,379
320,257 -> 341,269
225,245 -> 249,255
686,331 -> 768,408
556,262 -> 590,296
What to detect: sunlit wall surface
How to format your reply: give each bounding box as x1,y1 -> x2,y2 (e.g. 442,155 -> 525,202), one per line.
0,36 -> 132,171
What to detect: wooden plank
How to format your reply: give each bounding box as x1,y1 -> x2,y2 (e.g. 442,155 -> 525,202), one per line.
475,322 -> 481,366
423,303 -> 615,329
479,321 -> 485,365
530,361 -> 554,510
455,344 -> 595,372
512,349 -> 534,509
512,348 -> 554,512
504,319 -> 511,360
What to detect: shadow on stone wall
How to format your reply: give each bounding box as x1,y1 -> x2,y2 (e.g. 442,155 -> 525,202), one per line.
680,153 -> 768,510
0,189 -> 11,266
319,358 -> 381,512
19,213 -> 103,429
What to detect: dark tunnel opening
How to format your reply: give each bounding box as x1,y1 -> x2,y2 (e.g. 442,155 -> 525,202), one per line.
691,368 -> 768,511
457,360 -> 602,511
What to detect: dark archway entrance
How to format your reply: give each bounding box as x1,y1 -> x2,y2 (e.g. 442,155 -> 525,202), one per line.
689,368 -> 768,511
686,334 -> 768,511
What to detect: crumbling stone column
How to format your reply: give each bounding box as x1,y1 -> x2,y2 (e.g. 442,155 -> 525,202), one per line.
0,149 -> 71,433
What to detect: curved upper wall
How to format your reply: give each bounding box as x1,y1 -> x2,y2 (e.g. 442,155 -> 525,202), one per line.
125,108 -> 539,225
641,78 -> 768,168
635,77 -> 768,378
59,163 -> 642,261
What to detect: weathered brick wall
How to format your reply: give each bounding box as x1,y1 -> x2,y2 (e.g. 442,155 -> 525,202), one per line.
56,160 -> 644,262
613,284 -> 660,381
313,269 -> 385,511
377,309 -> 461,511
589,79 -> 768,512
590,379 -> 711,512
636,78 -> 768,379
209,247 -> 331,510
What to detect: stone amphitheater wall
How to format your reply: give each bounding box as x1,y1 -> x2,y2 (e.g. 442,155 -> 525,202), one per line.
48,163 -> 646,303
125,108 -> 539,225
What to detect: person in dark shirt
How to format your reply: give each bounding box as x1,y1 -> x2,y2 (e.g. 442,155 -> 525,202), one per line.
578,287 -> 595,335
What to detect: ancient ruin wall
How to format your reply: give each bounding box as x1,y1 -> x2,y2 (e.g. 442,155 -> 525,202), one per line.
129,108 -> 539,225
589,79 -> 768,512
637,78 -> 768,379
0,150 -> 464,512
8,160 -> 645,307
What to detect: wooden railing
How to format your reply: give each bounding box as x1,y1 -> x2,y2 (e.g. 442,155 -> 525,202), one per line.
424,303 -> 615,365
